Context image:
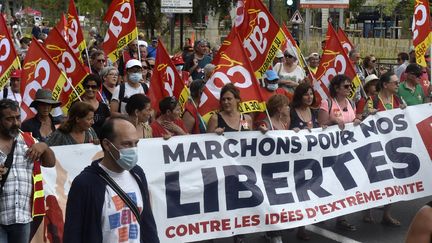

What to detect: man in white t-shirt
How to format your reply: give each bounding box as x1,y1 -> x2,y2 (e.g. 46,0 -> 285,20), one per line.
110,59 -> 147,117
63,118 -> 159,243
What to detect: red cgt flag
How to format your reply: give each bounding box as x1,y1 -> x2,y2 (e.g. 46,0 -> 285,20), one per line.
55,13 -> 68,41
234,0 -> 285,78
66,0 -> 87,62
21,38 -> 69,121
0,14 -> 21,90
148,39 -> 189,113
337,27 -> 354,55
102,0 -> 138,63
45,27 -> 89,113
313,23 -> 362,104
199,30 -> 266,122
412,0 -> 432,67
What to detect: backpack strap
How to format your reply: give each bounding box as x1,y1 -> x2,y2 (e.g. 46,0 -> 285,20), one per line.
327,98 -> 332,114
141,83 -> 148,94
3,88 -> 8,99
118,83 -> 126,112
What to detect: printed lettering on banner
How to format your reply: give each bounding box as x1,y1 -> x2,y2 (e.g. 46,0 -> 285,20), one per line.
35,104 -> 432,243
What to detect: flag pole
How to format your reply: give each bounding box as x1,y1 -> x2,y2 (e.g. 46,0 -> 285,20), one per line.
136,28 -> 141,63
264,108 -> 274,130
65,77 -> 82,102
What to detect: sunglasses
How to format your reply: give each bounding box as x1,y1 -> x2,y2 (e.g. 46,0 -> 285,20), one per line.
342,84 -> 351,89
85,85 -> 99,90
142,66 -> 149,70
285,54 -> 295,59
371,59 -> 376,63
96,59 -> 105,63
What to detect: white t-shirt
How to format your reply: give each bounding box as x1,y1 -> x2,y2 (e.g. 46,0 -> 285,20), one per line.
111,83 -> 145,114
273,63 -> 306,84
100,164 -> 143,243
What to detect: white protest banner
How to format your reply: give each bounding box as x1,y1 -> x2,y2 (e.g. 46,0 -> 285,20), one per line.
35,103 -> 432,242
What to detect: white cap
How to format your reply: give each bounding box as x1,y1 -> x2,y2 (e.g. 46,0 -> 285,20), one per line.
126,59 -> 142,69
364,74 -> 379,85
275,50 -> 284,58
138,40 -> 148,47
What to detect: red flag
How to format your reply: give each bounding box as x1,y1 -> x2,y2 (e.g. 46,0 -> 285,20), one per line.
0,14 -> 21,90
199,31 -> 266,121
66,0 -> 87,62
102,0 -> 138,63
55,13 -> 68,41
337,27 -> 354,55
281,23 -> 305,68
45,27 -> 89,113
313,24 -> 362,103
21,38 -> 69,121
148,39 -> 189,113
412,0 -> 432,67
234,0 -> 284,78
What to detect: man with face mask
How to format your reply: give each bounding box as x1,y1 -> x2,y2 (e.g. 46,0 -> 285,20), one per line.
63,118 -> 159,243
110,59 -> 148,117
0,99 -> 56,243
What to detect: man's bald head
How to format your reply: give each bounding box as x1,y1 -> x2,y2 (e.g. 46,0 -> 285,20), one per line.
99,117 -> 137,151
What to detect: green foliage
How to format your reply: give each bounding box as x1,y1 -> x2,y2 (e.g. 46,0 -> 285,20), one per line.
76,0 -> 105,16
349,0 -> 367,13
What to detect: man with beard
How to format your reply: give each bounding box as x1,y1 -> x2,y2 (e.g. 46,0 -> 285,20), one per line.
0,99 -> 56,243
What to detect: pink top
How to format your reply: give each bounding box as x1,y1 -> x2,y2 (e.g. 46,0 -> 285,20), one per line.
320,98 -> 356,124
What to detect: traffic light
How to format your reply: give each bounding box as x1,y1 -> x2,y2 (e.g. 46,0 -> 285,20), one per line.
286,0 -> 293,6
285,0 -> 297,10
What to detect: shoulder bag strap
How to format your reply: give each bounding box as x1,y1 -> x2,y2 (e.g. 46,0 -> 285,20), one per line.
0,140 -> 17,194
96,169 -> 142,223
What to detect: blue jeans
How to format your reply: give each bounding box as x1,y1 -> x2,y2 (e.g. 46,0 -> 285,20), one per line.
0,223 -> 31,243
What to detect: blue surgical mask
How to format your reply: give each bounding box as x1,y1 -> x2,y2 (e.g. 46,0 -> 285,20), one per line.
128,72 -> 142,83
108,141 -> 138,171
267,83 -> 278,91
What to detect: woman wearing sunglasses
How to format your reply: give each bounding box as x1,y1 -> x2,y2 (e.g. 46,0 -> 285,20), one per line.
361,55 -> 379,78
273,48 -> 306,94
81,74 -> 110,138
318,74 -> 361,231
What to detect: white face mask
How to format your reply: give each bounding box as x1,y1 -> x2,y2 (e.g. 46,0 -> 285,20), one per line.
267,83 -> 278,91
128,72 -> 142,83
108,141 -> 138,171
176,65 -> 184,72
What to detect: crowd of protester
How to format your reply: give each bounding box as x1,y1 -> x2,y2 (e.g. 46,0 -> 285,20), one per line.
1,19 -> 432,243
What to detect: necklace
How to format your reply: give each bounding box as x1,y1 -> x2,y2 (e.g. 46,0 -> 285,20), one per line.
378,93 -> 393,110
297,107 -> 313,128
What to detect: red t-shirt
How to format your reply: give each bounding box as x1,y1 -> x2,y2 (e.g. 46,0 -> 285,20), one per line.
151,118 -> 187,138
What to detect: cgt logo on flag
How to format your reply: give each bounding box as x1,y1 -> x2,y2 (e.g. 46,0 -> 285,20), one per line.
416,115 -> 432,160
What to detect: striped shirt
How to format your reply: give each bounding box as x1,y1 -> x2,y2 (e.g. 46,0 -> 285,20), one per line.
0,135 -> 34,225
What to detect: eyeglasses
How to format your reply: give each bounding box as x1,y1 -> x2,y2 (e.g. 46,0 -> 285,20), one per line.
96,59 -> 105,63
285,54 -> 295,59
371,59 -> 376,63
85,85 -> 99,90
